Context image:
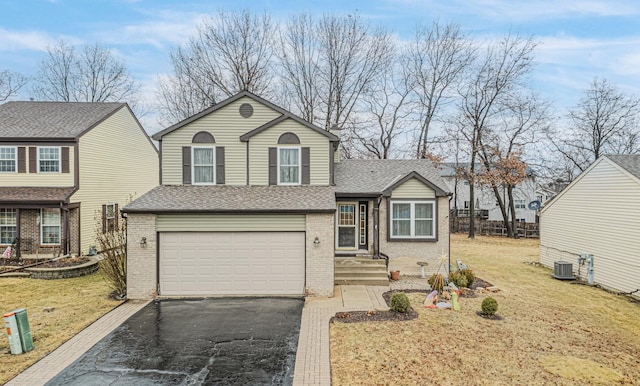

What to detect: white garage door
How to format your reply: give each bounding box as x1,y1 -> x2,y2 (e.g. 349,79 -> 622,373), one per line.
159,232 -> 305,296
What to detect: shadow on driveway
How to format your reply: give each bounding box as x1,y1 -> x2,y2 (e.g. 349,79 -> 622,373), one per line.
47,297 -> 304,385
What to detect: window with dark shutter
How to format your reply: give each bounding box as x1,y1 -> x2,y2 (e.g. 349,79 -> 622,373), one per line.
17,147 -> 26,173
216,147 -> 225,184
268,147 -> 277,185
29,147 -> 37,173
301,147 -> 310,185
61,147 -> 69,173
182,146 -> 191,184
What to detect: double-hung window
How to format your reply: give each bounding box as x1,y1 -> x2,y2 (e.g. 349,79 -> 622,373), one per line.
105,203 -> 117,232
41,208 -> 61,245
390,201 -> 436,239
39,147 -> 60,173
0,209 -> 17,244
278,147 -> 300,185
192,146 -> 215,185
0,147 -> 16,173
515,199 -> 526,209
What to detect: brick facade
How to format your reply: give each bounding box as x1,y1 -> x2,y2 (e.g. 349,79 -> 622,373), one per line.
305,213 -> 335,297
13,208 -> 80,256
379,197 -> 450,267
126,213 -> 157,300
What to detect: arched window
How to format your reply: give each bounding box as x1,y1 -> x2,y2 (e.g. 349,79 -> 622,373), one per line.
192,131 -> 215,143
277,132 -> 300,144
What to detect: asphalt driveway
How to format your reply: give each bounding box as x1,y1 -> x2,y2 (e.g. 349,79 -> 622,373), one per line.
46,297 -> 304,385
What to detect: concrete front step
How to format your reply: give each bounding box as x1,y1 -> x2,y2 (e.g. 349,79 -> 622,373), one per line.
334,277 -> 390,286
335,272 -> 388,280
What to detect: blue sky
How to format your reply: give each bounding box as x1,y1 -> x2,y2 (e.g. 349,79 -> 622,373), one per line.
1,0 -> 640,131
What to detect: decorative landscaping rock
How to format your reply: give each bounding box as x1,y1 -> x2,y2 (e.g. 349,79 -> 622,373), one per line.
25,257 -> 99,280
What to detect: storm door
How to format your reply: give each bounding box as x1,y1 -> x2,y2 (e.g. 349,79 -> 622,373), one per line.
336,202 -> 357,249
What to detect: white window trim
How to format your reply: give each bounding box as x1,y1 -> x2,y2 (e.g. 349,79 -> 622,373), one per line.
38,146 -> 61,173
277,146 -> 301,186
105,203 -> 117,232
40,208 -> 61,245
390,200 -> 436,240
191,146 -> 216,185
0,146 -> 17,173
0,209 -> 17,244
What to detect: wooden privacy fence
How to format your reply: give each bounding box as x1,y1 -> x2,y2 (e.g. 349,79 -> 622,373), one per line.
450,212 -> 539,238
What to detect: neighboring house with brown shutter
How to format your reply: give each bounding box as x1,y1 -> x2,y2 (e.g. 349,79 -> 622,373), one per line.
0,101 -> 158,257
124,91 -> 450,299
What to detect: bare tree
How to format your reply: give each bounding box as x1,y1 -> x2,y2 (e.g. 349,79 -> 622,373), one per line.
33,40 -> 139,103
157,10 -> 275,124
405,21 -> 475,159
349,59 -> 413,159
553,78 -> 640,176
0,70 -> 27,101
458,34 -> 537,238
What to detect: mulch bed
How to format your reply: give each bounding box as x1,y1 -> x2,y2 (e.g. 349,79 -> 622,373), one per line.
330,277 -> 494,324
0,257 -> 89,272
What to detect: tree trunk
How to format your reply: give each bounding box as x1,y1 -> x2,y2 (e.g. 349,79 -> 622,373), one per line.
507,186 -> 519,239
490,185 -> 513,237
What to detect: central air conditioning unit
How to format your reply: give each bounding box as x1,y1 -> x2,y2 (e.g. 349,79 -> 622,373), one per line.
552,261 -> 574,280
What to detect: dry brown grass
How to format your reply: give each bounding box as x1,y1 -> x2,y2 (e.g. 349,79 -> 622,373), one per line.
330,234 -> 640,385
0,271 -> 122,384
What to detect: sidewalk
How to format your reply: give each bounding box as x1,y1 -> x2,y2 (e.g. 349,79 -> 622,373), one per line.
6,300 -> 150,386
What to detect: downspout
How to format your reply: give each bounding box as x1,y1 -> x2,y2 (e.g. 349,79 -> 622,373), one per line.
448,195 -> 452,273
373,196 -> 380,258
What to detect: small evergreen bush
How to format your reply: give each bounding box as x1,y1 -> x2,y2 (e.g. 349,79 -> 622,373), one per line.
390,292 -> 411,313
460,269 -> 475,287
481,297 -> 498,316
448,271 -> 469,288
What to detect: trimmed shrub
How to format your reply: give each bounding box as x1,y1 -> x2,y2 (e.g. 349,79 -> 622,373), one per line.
481,297 -> 498,316
390,292 -> 411,313
448,271 -> 469,288
460,269 -> 475,287
428,273 -> 445,292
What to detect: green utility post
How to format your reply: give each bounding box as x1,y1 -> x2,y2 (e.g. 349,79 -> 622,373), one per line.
13,308 -> 33,352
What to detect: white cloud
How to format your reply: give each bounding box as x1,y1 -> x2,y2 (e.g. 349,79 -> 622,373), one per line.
0,28 -> 59,52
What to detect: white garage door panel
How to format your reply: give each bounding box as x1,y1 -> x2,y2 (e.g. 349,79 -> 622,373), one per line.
159,232 -> 305,296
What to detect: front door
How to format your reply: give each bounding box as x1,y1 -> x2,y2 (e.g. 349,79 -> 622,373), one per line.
337,202 -> 357,250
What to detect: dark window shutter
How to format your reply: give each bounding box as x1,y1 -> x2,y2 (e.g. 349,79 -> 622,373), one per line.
29,147 -> 37,173
114,203 -> 119,231
268,147 -> 277,185
17,147 -> 26,173
101,204 -> 107,234
61,147 -> 70,173
182,146 -> 191,185
301,147 -> 310,185
216,147 -> 225,185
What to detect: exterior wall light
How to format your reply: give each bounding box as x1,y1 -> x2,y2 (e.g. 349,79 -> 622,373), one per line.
140,237 -> 147,248
313,237 -> 320,247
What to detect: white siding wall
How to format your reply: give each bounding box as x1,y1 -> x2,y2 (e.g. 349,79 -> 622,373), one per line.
71,107 -> 159,254
248,119 -> 330,185
161,97 -> 280,185
540,158 -> 640,295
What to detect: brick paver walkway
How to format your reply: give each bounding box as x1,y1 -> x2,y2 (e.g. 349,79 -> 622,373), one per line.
6,300 -> 150,386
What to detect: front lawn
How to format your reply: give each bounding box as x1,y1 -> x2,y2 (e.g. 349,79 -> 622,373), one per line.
330,234 -> 640,385
0,271 -> 122,384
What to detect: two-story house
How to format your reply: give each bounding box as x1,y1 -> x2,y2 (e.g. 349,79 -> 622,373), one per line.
0,102 -> 158,257
438,162 -> 538,224
124,91 -> 450,299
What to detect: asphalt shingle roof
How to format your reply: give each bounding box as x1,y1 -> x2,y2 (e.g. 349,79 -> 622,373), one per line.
0,101 -> 124,139
606,154 -> 640,180
123,185 -> 336,213
0,187 -> 76,203
334,159 -> 449,195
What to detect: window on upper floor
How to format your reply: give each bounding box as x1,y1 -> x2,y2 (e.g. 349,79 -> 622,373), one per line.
278,147 -> 301,185
0,147 -> 16,173
41,208 -> 61,245
0,209 -> 17,244
390,200 -> 436,239
515,199 -> 526,209
192,146 -> 216,185
38,147 -> 60,173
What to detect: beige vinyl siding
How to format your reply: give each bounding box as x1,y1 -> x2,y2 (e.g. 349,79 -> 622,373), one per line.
3,146 -> 75,187
249,119 -> 330,185
391,178 -> 436,198
161,97 -> 280,185
71,106 -> 158,255
540,158 -> 640,295
156,213 -> 305,232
